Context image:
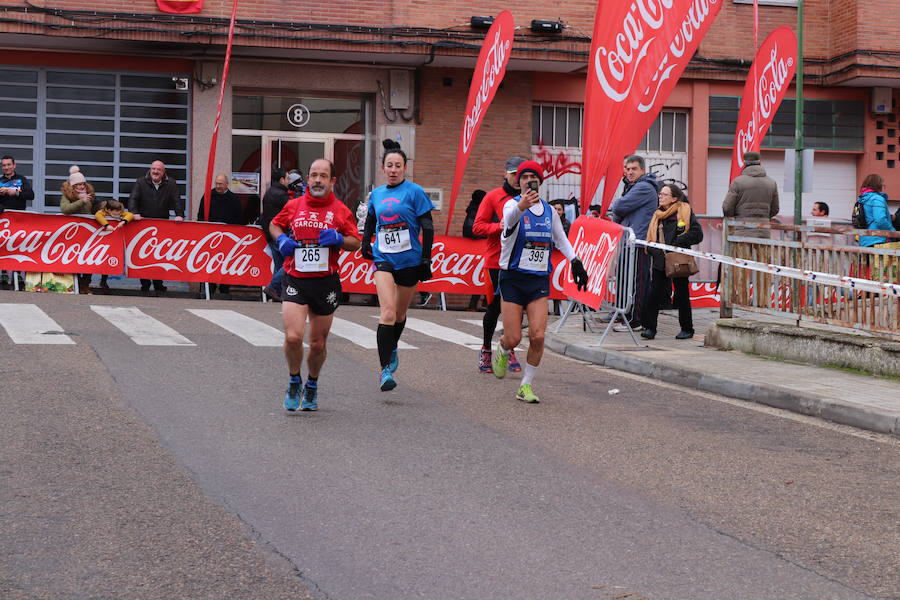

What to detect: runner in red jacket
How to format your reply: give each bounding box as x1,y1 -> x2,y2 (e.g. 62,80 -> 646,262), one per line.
472,156 -> 526,374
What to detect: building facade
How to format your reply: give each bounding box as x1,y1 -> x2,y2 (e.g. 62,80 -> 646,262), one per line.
0,0 -> 897,229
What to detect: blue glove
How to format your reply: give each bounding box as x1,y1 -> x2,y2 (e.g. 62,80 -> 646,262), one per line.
275,233 -> 298,258
318,228 -> 344,248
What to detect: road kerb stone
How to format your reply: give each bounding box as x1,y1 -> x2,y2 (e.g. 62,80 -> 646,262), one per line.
547,333 -> 899,438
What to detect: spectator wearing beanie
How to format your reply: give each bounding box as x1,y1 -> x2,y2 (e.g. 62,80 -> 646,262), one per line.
60,166 -> 96,215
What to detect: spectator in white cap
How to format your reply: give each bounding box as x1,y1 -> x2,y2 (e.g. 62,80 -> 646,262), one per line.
60,166 -> 96,215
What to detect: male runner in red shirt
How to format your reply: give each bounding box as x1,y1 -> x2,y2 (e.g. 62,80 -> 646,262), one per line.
270,158 -> 361,411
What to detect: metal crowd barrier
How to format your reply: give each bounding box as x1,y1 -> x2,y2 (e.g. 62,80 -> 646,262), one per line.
553,226 -> 639,347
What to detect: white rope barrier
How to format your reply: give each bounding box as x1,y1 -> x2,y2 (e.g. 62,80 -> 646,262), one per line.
633,239 -> 900,297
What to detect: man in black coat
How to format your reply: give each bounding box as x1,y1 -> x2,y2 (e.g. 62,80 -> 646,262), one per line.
127,160 -> 184,295
197,173 -> 245,295
258,169 -> 291,299
0,154 -> 35,211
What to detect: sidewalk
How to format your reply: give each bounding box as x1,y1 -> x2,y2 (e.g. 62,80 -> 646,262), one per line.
546,306 -> 900,438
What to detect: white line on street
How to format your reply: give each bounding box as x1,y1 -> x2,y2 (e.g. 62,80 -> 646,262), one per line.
398,317 -> 483,350
188,309 -> 284,347
332,317 -> 416,349
0,303 -> 75,344
90,305 -> 195,346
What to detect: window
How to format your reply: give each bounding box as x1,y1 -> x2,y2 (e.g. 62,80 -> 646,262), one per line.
532,104 -> 582,147
0,67 -> 190,212
532,104 -> 687,152
709,96 -> 865,151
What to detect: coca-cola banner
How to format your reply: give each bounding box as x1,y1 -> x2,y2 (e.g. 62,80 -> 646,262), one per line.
0,210 -> 125,275
339,235 -> 492,296
581,0 -> 723,215
602,0 -> 723,211
729,26 -> 797,181
124,219 -> 270,285
445,10 -> 514,234
562,217 -> 625,309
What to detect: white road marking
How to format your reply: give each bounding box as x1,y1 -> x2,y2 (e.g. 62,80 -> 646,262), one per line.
332,317 -> 416,349
0,303 -> 75,344
399,317 -> 484,350
188,309 -> 283,347
460,318 -> 502,334
90,305 -> 194,346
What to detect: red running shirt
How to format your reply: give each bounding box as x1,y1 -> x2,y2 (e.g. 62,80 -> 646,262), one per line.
270,191 -> 361,278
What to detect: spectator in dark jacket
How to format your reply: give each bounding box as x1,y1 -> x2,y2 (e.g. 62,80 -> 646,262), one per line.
259,169 -> 290,300
641,184 -> 703,340
610,155 -> 659,331
463,189 -> 486,240
197,173 -> 244,226
463,189 -> 487,310
127,160 -> 183,295
0,154 -> 35,211
723,151 -> 779,239
550,199 -> 571,236
197,173 -> 245,296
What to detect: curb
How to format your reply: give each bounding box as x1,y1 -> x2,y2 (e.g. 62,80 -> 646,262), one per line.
546,334 -> 900,438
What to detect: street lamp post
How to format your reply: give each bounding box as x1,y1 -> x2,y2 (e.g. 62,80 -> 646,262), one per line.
793,0 -> 804,225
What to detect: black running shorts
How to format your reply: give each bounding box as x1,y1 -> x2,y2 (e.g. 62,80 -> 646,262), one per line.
282,272 -> 342,316
374,261 -> 420,288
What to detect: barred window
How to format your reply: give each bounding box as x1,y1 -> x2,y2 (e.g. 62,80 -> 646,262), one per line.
709,96 -> 865,151
532,104 -> 688,152
0,67 -> 189,212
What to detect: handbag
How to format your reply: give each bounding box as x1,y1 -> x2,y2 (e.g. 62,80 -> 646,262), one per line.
659,223 -> 698,278
665,250 -> 698,278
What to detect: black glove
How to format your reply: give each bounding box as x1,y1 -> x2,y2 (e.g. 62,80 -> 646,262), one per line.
418,258 -> 432,282
361,240 -> 374,260
571,258 -> 589,291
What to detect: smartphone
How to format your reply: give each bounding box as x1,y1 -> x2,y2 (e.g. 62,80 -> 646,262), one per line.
527,180 -> 539,192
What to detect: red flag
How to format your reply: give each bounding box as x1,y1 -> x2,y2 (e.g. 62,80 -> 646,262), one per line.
596,0 -> 723,214
729,26 -> 798,181
581,0 -> 723,216
202,0 -> 239,221
444,10 -> 514,235
157,0 -> 202,14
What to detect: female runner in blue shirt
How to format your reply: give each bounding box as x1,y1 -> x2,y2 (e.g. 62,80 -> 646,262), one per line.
362,139 -> 435,391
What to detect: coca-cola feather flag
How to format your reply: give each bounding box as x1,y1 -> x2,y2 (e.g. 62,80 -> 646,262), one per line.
581,0 -> 723,215
729,26 -> 797,181
445,10 -> 514,235
157,0 -> 202,14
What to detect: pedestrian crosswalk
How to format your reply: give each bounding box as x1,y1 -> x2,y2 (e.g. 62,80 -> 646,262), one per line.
0,303 -> 505,352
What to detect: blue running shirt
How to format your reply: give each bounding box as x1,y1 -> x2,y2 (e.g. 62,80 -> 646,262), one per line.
368,179 -> 435,269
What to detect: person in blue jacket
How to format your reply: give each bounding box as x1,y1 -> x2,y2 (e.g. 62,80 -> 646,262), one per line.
856,173 -> 896,247
361,139 -> 435,392
609,154 -> 659,331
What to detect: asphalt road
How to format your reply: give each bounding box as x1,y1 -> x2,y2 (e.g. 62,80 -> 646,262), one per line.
2,290 -> 898,599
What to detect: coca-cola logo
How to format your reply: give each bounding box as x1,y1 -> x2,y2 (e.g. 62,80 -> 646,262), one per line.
558,225 -> 622,298
462,27 -> 511,154
0,218 -> 115,267
126,226 -> 258,276
428,241 -> 486,286
593,0 -> 679,103
637,0 -> 719,112
735,33 -> 796,169
337,242 -> 488,289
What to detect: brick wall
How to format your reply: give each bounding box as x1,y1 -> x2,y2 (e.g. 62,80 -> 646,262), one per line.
413,68 -> 533,234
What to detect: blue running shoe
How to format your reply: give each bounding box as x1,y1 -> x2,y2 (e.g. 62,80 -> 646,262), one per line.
389,348 -> 399,373
380,367 -> 397,391
301,381 -> 318,411
283,380 -> 301,411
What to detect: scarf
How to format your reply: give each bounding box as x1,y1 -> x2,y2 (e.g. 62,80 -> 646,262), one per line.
646,201 -> 692,244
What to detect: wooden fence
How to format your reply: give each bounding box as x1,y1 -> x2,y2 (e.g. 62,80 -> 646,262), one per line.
721,219 -> 900,339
